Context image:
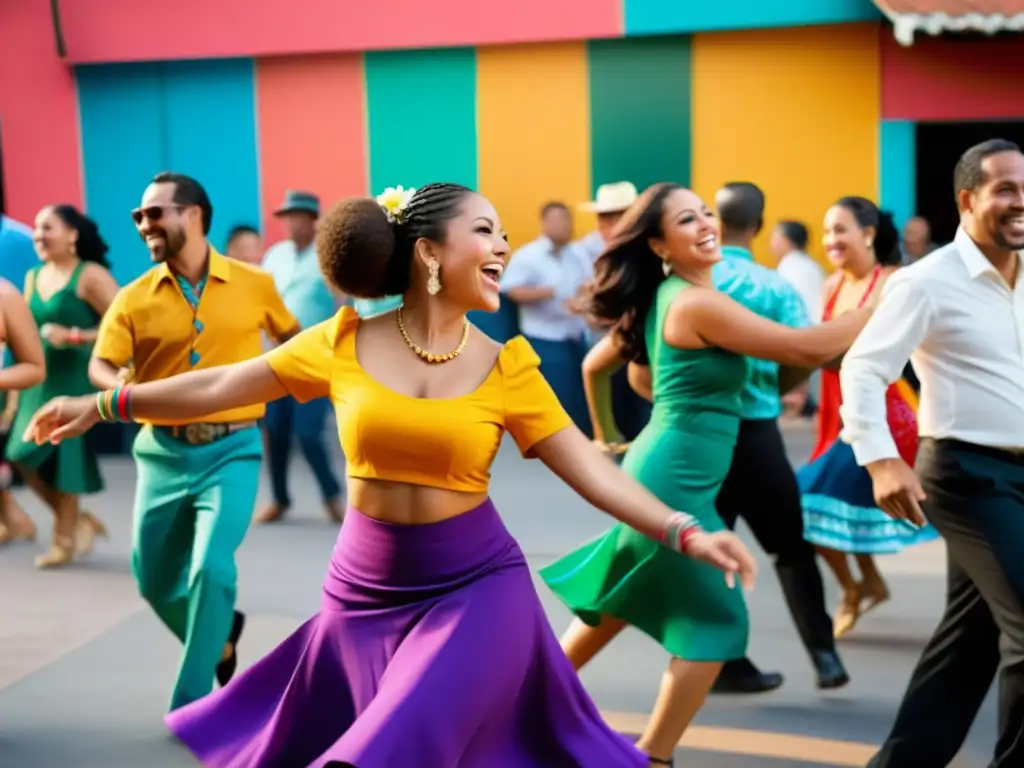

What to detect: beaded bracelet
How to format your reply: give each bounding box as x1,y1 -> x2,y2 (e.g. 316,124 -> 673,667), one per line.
660,511 -> 702,554
95,385 -> 133,423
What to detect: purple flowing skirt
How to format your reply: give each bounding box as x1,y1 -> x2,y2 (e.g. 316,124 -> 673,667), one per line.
165,499 -> 647,767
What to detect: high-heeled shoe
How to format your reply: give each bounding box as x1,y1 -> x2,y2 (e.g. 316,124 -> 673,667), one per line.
73,512 -> 108,556
860,580 -> 891,616
35,534 -> 75,569
0,519 -> 37,544
833,583 -> 864,640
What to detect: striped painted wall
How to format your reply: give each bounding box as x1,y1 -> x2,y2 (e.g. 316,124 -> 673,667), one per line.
69,37 -> 700,283
6,16 -> 1024,283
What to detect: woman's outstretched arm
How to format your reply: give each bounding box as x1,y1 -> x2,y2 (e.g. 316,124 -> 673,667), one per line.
533,425 -> 757,589
670,288 -> 871,369
24,357 -> 286,444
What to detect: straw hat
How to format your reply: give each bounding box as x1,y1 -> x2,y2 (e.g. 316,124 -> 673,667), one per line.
578,182 -> 639,214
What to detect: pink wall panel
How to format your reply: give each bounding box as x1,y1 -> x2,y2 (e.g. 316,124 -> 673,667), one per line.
0,0 -> 83,221
256,55 -> 368,245
881,31 -> 1024,121
56,0 -> 622,64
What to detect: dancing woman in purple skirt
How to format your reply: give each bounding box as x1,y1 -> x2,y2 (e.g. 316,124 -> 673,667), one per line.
25,183 -> 756,768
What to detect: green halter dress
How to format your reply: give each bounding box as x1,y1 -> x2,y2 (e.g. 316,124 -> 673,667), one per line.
7,262 -> 104,494
541,276 -> 750,660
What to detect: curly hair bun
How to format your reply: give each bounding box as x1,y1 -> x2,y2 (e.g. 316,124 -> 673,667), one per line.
316,197 -> 397,299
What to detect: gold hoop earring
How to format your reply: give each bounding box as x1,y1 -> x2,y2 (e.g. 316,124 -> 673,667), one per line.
426,260 -> 441,296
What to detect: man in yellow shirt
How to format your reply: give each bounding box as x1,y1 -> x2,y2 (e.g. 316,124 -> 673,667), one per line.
90,172 -> 300,712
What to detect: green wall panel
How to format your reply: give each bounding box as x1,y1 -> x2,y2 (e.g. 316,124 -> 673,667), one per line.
364,48 -> 478,193
587,37 -> 692,195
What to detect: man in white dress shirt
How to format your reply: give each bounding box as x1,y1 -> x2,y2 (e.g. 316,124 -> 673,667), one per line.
770,220 -> 825,320
771,220 -> 825,416
501,201 -> 594,435
840,138 -> 1024,767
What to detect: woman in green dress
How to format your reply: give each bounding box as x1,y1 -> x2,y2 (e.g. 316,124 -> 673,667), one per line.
7,205 -> 119,568
540,184 -> 871,766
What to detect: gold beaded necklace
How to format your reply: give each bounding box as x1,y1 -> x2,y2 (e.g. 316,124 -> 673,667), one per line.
396,306 -> 470,364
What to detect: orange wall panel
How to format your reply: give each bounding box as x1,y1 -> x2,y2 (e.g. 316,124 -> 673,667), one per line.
255,55 -> 368,245
476,43 -> 593,248
691,23 -> 880,267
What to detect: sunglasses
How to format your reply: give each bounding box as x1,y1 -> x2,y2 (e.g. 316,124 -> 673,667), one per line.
131,204 -> 187,225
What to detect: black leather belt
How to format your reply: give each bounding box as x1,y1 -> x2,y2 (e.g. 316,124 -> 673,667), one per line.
156,421 -> 257,446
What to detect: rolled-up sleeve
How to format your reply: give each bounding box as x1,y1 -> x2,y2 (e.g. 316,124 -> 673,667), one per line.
840,271 -> 935,466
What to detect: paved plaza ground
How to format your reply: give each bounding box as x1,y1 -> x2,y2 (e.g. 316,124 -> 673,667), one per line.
0,420 -> 993,766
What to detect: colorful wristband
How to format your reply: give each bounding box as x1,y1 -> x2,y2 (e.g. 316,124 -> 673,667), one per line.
660,511 -> 702,553
95,391 -> 111,421
96,386 -> 133,423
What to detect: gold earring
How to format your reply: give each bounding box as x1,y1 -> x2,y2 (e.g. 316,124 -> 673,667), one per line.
662,260 -> 672,276
426,260 -> 441,296
866,239 -> 874,250
70,243 -> 77,256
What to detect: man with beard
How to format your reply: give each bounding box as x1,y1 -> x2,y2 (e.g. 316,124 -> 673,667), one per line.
89,172 -> 300,712
844,139 -> 1024,767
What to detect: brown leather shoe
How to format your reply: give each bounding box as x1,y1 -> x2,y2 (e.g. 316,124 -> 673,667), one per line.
254,503 -> 287,524
324,497 -> 345,523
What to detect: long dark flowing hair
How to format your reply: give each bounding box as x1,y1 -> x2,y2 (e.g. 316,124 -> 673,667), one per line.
586,182 -> 681,364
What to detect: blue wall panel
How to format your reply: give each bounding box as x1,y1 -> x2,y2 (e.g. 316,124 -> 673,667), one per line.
76,59 -> 260,287
162,59 -> 261,255
625,0 -> 881,35
77,63 -> 166,287
879,120 -> 916,229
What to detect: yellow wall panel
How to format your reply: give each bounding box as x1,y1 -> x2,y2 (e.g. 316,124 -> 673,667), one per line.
476,42 -> 593,250
691,23 -> 880,267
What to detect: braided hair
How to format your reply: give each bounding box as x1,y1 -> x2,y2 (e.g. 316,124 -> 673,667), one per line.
316,183 -> 473,298
48,204 -> 111,268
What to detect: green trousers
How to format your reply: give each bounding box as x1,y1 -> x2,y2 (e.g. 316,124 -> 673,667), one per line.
130,425 -> 262,712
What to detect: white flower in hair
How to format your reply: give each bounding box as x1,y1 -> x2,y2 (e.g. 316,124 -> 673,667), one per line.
375,185 -> 417,224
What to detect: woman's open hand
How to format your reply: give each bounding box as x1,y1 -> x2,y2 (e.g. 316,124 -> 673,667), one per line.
685,530 -> 757,590
23,395 -> 101,445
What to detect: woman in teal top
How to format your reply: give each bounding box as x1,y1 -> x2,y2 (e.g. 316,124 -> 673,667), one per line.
6,205 -> 119,569
540,184 -> 871,766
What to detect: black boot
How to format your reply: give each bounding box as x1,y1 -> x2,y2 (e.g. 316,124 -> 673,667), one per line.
712,657 -> 784,694
774,558 -> 854,685
216,610 -> 246,687
811,649 -> 850,689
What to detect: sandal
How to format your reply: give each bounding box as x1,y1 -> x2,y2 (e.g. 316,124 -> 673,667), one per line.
833,583 -> 864,640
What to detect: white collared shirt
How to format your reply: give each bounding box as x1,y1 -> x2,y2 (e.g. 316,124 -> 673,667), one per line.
776,250 -> 825,321
840,227 -> 1024,464
500,235 -> 592,342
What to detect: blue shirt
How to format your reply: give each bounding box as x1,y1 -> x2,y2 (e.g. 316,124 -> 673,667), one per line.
352,295 -> 403,318
0,216 -> 38,371
713,246 -> 810,420
0,215 -> 38,294
262,239 -> 337,330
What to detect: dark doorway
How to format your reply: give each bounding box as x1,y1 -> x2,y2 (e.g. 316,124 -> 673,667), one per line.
915,121 -> 1024,246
